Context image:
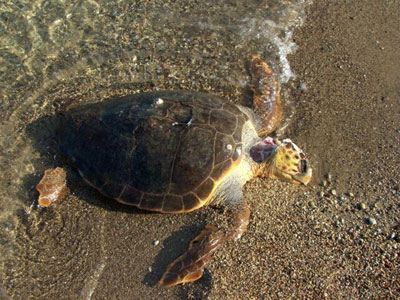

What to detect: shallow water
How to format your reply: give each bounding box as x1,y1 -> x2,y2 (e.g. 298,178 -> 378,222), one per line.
0,0 -> 311,298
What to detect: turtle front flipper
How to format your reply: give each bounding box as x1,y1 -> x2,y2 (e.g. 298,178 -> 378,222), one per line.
159,202 -> 250,287
250,55 -> 282,137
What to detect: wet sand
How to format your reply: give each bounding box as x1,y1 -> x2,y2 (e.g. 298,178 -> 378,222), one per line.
214,1 -> 400,298
2,0 -> 399,299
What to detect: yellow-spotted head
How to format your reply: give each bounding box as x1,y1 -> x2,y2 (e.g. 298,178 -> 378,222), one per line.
250,137 -> 312,185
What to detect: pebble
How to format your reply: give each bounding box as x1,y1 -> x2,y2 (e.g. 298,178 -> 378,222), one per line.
321,180 -> 327,187
299,82 -> 308,92
317,191 -> 324,197
357,202 -> 366,210
348,192 -> 355,198
36,167 -> 68,208
331,189 -> 337,196
148,266 -> 152,272
366,217 -> 377,225
152,240 -> 160,246
326,173 -> 332,182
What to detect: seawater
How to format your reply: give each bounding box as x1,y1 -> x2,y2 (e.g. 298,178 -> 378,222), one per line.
0,0 -> 311,298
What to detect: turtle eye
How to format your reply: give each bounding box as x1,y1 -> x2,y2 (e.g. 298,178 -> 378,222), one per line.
285,142 -> 292,149
300,159 -> 308,173
300,152 -> 306,159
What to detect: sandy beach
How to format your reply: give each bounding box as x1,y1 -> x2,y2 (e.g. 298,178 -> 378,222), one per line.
1,0 -> 399,299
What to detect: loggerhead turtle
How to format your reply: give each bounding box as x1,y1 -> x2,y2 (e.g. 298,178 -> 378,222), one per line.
54,55 -> 312,287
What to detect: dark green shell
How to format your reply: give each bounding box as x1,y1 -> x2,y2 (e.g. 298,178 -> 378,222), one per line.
59,91 -> 248,212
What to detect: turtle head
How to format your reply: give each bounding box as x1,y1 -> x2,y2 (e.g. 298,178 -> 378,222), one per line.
250,137 -> 312,185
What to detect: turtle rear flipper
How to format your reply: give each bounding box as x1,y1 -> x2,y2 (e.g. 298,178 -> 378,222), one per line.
159,225 -> 223,287
159,202 -> 250,287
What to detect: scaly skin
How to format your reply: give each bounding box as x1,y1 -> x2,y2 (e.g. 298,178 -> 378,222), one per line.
250,55 -> 283,137
159,203 -> 250,287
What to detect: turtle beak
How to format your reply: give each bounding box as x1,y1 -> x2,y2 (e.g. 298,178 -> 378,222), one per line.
292,158 -> 312,185
289,140 -> 312,185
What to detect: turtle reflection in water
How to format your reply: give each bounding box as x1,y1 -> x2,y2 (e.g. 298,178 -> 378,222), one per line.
48,56 -> 312,287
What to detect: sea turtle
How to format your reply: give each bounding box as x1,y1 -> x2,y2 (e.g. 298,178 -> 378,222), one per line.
53,55 -> 312,287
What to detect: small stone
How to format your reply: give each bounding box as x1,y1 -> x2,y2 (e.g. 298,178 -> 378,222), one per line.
326,173 -> 332,181
36,167 -> 68,207
331,189 -> 337,196
348,192 -> 355,198
152,240 -> 160,246
299,82 -> 307,92
321,180 -> 327,187
148,266 -> 152,272
317,191 -> 324,197
357,202 -> 366,210
388,233 -> 396,240
366,217 -> 377,225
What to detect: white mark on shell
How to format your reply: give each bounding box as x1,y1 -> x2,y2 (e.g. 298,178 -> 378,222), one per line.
172,117 -> 193,127
226,144 -> 233,151
156,98 -> 164,105
236,147 -> 242,156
